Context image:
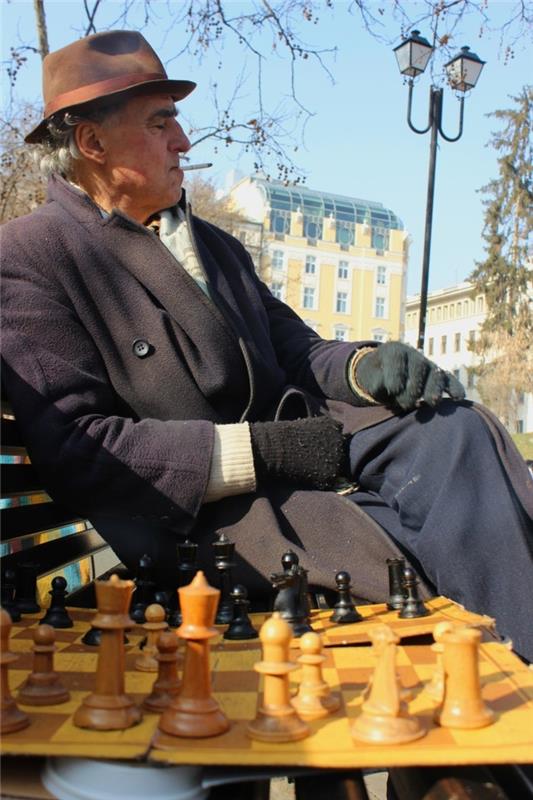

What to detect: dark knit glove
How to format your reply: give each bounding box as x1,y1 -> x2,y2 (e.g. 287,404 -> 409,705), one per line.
355,341 -> 465,411
249,415 -> 348,490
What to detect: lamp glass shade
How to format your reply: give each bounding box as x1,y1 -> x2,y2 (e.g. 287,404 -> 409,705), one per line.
394,30 -> 433,77
445,46 -> 485,92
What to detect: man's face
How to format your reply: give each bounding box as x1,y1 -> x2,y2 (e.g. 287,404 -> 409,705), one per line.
97,93 -> 191,221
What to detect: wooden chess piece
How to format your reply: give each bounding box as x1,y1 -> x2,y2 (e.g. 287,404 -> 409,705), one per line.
15,562 -> 41,614
0,609 -> 30,734
247,613 -> 310,743
223,585 -> 258,640
351,625 -> 425,744
426,622 -> 454,702
213,533 -> 235,625
41,576 -> 73,628
135,603 -> 168,672
386,558 -> 407,611
1,569 -> 21,622
73,575 -> 142,730
330,571 -> 363,623
398,567 -> 430,619
291,631 -> 340,720
142,630 -> 182,712
17,624 -> 70,705
364,624 -> 416,703
435,626 -> 494,729
168,539 -> 199,628
155,571 -> 229,740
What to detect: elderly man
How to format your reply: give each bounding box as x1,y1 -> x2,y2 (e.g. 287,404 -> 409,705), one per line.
1,31 -> 532,661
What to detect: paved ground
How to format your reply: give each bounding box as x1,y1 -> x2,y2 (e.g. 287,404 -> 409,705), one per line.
270,770 -> 388,799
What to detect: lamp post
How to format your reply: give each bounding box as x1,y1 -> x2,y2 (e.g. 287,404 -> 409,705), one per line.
393,31 -> 485,351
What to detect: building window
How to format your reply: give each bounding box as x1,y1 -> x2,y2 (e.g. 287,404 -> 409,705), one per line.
304,215 -> 321,243
371,227 -> 389,251
303,287 -> 315,309
455,332 -> 461,352
441,335 -> 447,354
430,308 -> 435,323
449,305 -> 455,319
271,249 -> 284,270
443,305 -> 448,320
271,282 -> 283,300
516,420 -> 524,434
373,333 -> 385,342
437,307 -> 442,322
467,370 -> 475,389
469,330 -> 476,345
428,337 -> 434,356
334,327 -> 347,341
377,265 -> 386,285
456,302 -> 462,317
477,297 -> 484,313
336,292 -> 348,314
453,369 -> 461,380
305,255 -> 316,275
336,221 -> 355,248
270,209 -> 290,235
375,297 -> 385,318
338,260 -> 349,280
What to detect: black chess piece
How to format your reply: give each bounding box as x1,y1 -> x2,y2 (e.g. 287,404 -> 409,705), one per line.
386,557 -> 407,611
130,553 -> 157,623
399,566 -> 430,619
81,626 -> 102,646
281,550 -> 312,618
167,539 -> 198,628
1,568 -> 21,622
330,571 -> 363,624
271,559 -> 313,638
41,576 -> 73,628
223,585 -> 258,640
213,533 -> 235,625
15,562 -> 41,614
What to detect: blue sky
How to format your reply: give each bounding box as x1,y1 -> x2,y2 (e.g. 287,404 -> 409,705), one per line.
2,1 -> 531,295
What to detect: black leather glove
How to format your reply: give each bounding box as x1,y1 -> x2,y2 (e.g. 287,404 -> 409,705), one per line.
250,415 -> 348,490
355,341 -> 466,411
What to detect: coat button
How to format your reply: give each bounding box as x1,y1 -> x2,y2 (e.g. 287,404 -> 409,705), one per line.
132,338 -> 152,358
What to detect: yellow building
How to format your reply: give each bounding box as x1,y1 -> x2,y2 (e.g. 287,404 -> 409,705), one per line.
229,176 -> 408,342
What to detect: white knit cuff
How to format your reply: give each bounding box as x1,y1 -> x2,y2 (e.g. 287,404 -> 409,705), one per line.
348,347 -> 380,405
203,423 -> 257,503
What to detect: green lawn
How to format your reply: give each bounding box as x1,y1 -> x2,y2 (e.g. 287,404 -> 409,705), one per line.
512,433 -> 533,460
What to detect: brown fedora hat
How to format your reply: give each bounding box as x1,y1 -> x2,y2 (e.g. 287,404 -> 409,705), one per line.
25,30 -> 196,143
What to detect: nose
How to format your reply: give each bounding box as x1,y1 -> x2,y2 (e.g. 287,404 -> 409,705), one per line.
170,120 -> 191,154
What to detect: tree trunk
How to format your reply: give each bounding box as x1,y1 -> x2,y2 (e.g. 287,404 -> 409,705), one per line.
33,0 -> 49,59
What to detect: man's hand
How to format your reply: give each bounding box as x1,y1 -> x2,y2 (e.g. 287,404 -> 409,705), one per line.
250,415 -> 348,490
355,341 -> 465,411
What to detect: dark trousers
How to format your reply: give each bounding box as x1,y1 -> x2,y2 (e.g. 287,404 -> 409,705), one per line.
348,400 -> 533,662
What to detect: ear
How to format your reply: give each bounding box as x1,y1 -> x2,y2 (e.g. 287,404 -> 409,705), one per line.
75,122 -> 107,165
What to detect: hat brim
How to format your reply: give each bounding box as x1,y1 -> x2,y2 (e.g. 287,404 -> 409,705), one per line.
25,78 -> 196,144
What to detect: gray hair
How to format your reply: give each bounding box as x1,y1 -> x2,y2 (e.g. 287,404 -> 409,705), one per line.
33,101 -> 125,180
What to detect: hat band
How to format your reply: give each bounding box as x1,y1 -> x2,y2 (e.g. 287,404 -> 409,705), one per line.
44,72 -> 166,117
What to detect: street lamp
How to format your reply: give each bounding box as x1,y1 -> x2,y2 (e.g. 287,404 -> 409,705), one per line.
393,31 -> 485,351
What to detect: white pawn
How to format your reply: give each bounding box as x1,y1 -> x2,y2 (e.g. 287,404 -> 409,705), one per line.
292,632 -> 340,720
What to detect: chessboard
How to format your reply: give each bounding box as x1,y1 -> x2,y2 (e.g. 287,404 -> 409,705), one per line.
3,602 -> 533,769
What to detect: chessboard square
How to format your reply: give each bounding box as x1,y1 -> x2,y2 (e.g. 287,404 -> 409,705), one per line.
125,671 -> 158,696
211,648 -> 260,672
331,647 -> 374,669
212,669 -> 259,693
3,710 -> 70,745
216,690 -> 257,721
55,652 -> 98,673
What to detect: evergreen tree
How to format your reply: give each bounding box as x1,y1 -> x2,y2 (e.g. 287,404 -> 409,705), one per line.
469,87 -> 533,428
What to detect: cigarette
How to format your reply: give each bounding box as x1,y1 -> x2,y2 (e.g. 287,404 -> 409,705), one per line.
182,162 -> 213,171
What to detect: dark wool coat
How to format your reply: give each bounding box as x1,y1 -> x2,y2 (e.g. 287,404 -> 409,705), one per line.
2,177 -> 531,600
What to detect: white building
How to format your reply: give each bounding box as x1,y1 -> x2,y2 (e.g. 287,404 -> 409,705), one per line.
404,282 -> 533,434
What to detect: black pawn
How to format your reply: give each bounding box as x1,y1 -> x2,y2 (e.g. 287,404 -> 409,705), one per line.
81,626 -> 102,646
223,585 -> 258,640
330,571 -> 363,624
16,562 -> 41,613
1,569 -> 21,622
213,533 -> 235,625
168,539 -> 198,628
386,557 -> 407,611
41,576 -> 73,628
130,553 -> 156,624
399,567 -> 430,619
